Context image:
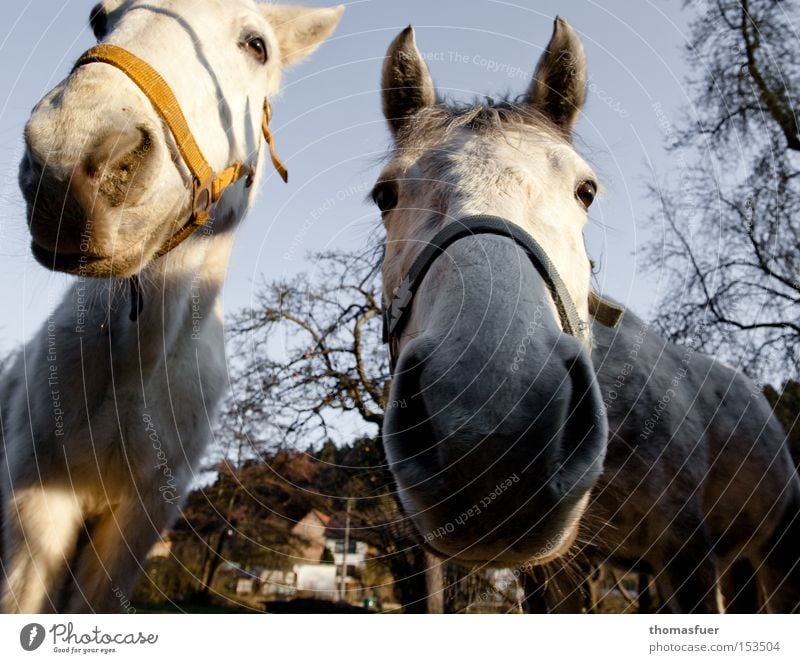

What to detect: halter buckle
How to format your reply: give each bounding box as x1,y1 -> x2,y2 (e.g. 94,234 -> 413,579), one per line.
192,175 -> 214,220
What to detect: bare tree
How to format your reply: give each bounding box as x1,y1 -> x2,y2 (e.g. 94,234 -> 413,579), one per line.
225,250 -> 439,611
647,0 -> 799,379
229,250 -> 389,446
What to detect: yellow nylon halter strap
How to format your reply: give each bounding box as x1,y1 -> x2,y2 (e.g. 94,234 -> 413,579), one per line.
74,44 -> 288,260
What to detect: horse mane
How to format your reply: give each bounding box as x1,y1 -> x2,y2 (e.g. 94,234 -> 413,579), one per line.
394,96 -> 568,148
371,97 -> 573,272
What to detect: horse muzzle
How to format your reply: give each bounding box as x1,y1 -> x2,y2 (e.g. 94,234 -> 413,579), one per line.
21,102 -> 167,274
381,230 -> 608,564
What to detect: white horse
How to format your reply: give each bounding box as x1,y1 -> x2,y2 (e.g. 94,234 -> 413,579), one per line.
375,21 -> 800,613
0,0 -> 342,613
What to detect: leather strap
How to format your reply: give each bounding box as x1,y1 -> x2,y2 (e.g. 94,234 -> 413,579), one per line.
382,215 -> 624,368
383,214 -> 586,345
589,291 -> 625,328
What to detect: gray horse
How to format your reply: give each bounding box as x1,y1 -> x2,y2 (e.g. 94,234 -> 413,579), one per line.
372,18 -> 798,613
523,307 -> 800,613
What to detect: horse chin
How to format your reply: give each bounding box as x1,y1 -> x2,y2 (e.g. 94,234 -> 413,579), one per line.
32,242 -> 133,278
419,491 -> 590,568
522,492 -> 589,567
29,218 -> 176,278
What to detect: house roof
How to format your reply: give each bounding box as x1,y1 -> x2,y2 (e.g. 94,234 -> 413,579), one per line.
291,509 -> 332,537
311,509 -> 331,526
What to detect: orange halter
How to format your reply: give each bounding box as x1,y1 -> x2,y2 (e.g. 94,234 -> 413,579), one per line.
74,44 -> 288,261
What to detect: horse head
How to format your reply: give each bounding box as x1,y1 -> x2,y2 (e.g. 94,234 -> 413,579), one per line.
376,19 -> 609,566
21,0 -> 343,278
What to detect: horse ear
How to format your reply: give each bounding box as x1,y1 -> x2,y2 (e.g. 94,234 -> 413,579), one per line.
382,27 -> 436,137
262,4 -> 344,66
526,17 -> 587,136
89,4 -> 108,40
89,1 -> 126,41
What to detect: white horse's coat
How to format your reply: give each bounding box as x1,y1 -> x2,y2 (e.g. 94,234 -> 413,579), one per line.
1,0 -> 342,613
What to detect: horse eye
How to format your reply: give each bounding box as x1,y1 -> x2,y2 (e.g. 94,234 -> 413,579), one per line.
372,182 -> 399,215
245,36 -> 268,64
576,180 -> 597,208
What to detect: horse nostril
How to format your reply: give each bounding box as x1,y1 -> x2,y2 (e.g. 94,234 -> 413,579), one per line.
19,150 -> 36,180
84,125 -> 155,207
18,148 -> 47,208
551,349 -> 606,490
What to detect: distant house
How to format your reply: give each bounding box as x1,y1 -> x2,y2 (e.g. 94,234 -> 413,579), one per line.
291,509 -> 331,563
324,515 -> 370,581
145,532 -> 172,559
236,575 -> 257,597
245,510 -> 372,603
260,569 -> 296,597
294,564 -> 337,595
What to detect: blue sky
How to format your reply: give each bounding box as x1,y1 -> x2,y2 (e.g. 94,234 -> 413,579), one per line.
0,0 -> 693,354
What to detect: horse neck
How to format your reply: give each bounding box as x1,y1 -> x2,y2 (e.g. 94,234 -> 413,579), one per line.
71,229 -> 235,356
140,230 -> 235,336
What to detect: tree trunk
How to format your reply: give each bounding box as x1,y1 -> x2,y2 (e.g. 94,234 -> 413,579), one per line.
197,527 -> 229,598
386,548 -> 430,613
